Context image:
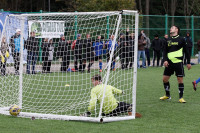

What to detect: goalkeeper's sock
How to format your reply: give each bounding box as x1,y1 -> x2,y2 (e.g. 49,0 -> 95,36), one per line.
195,77 -> 200,84
164,82 -> 170,97
179,83 -> 184,98
112,61 -> 116,69
99,62 -> 102,70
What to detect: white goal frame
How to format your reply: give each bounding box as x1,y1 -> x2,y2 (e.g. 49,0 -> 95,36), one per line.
0,10 -> 139,123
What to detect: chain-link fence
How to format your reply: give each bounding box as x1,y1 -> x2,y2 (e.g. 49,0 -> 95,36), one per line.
141,14 -> 200,57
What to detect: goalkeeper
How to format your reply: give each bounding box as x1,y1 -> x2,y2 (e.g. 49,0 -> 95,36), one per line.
82,74 -> 141,117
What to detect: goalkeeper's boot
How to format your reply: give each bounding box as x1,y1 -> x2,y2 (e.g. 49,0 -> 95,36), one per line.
179,98 -> 186,103
192,81 -> 197,91
160,95 -> 171,100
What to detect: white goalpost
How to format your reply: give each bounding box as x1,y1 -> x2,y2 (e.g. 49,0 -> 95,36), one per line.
0,10 -> 139,122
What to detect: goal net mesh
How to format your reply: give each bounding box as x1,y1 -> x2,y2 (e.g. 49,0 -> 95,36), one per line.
0,11 -> 138,122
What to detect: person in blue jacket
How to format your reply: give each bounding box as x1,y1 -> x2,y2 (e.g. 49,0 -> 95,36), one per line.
93,35 -> 104,72
10,29 -> 24,75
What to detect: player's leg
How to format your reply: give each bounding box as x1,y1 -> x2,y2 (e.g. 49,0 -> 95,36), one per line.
192,77 -> 200,91
160,65 -> 173,100
157,51 -> 160,67
99,56 -> 103,72
177,77 -> 186,103
175,63 -> 186,103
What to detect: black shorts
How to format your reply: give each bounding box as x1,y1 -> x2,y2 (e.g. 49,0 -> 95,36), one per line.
95,55 -> 102,61
103,102 -> 131,116
163,62 -> 185,77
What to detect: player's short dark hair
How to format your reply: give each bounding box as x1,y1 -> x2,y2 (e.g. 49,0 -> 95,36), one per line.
173,25 -> 180,35
91,74 -> 102,81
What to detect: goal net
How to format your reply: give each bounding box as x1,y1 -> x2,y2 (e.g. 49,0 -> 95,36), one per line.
0,10 -> 139,122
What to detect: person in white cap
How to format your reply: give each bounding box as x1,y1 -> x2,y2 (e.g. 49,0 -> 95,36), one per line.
9,28 -> 24,75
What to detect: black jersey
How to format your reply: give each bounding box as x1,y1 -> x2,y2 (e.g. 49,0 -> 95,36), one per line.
83,38 -> 94,54
74,39 -> 83,55
163,35 -> 190,64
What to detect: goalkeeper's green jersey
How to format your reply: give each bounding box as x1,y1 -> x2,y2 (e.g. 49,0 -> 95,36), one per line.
88,84 -> 122,114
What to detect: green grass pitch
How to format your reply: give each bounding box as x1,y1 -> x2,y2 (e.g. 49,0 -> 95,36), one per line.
0,65 -> 200,133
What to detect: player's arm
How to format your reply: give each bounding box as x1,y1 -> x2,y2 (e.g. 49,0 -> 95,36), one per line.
111,86 -> 123,95
87,90 -> 97,113
162,39 -> 169,67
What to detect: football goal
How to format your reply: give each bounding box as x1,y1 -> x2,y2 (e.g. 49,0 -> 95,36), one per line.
0,10 -> 139,122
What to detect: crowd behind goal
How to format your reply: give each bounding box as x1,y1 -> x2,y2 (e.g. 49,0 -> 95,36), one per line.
0,27 -> 195,75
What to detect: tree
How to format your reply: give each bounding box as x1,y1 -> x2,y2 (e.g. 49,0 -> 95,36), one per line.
145,0 -> 150,36
162,0 -> 169,14
183,0 -> 195,30
170,0 -> 178,25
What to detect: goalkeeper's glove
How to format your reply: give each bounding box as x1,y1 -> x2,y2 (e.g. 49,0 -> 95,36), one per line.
80,111 -> 91,117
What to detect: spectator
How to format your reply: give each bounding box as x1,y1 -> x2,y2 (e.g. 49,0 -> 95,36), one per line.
58,34 -> 71,72
141,30 -> 151,67
197,40 -> 200,64
25,31 -> 39,74
184,32 -> 193,65
73,34 -> 83,72
161,34 -> 169,66
106,35 -> 118,71
127,28 -> 135,68
93,35 -> 104,72
137,34 -> 146,68
10,29 -> 24,75
119,32 -> 129,69
42,38 -> 49,73
0,36 -> 9,76
151,34 -> 162,67
47,38 -> 54,73
83,34 -> 95,73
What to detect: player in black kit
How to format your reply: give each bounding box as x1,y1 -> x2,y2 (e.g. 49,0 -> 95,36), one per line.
160,25 -> 191,103
82,34 -> 95,73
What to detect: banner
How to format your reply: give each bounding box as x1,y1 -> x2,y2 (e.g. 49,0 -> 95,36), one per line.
0,12 -> 10,38
28,21 -> 65,38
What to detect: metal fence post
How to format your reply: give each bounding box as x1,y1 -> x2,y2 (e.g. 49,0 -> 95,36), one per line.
191,15 -> 194,56
107,16 -> 110,39
39,10 -> 43,62
165,14 -> 168,35
75,11 -> 78,40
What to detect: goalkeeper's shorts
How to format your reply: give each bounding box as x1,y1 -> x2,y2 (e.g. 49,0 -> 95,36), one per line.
103,102 -> 132,116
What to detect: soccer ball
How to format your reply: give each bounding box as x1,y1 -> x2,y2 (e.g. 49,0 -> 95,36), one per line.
9,105 -> 20,116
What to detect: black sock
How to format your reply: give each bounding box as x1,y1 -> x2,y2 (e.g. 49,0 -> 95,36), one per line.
179,83 -> 184,98
88,63 -> 93,71
83,64 -> 86,70
164,82 -> 170,97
